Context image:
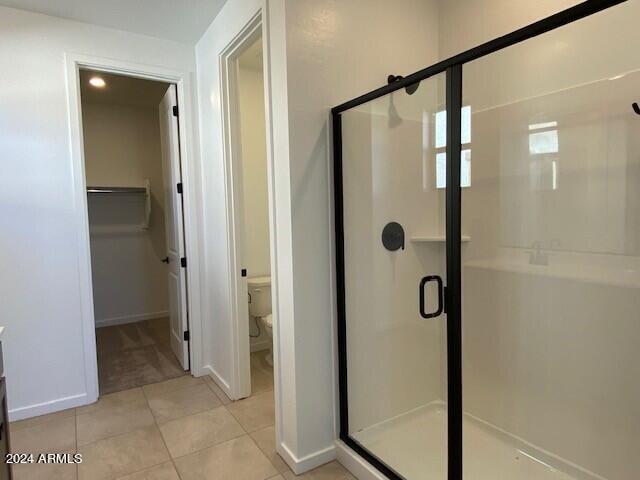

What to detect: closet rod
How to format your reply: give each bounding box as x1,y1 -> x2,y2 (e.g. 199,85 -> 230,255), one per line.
86,186 -> 147,194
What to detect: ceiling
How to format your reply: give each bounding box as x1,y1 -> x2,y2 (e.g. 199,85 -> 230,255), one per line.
0,0 -> 227,44
80,70 -> 169,108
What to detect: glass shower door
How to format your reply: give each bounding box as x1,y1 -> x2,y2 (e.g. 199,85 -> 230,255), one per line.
337,71 -> 449,479
460,2 -> 639,479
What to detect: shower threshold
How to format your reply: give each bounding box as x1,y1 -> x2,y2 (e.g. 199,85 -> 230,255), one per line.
352,402 -> 602,480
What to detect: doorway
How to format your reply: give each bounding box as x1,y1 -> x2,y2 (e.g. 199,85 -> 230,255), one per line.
236,37 -> 275,398
225,32 -> 275,400
79,70 -> 190,395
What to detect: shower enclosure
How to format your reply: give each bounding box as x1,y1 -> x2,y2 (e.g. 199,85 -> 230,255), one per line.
332,1 -> 639,479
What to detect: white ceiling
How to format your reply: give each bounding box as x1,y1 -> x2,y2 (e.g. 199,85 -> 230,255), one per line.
0,0 -> 227,44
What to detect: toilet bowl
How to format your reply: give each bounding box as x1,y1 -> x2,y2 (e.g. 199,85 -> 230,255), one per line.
248,276 -> 273,365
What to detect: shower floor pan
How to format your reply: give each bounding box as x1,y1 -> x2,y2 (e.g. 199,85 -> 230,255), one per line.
352,403 -> 601,480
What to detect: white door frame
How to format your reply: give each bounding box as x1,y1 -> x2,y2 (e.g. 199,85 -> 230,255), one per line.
219,12 -> 269,400
64,53 -> 203,403
213,2 -> 333,473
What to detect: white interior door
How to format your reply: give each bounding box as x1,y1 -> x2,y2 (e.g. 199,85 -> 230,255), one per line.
159,85 -> 189,370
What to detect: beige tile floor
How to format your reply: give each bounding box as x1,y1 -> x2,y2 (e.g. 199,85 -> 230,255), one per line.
9,351 -> 355,480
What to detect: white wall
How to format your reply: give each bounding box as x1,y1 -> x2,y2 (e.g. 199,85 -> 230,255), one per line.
238,65 -> 270,278
436,0 -> 583,59
82,102 -> 169,326
0,6 -> 196,420
281,0 -> 443,461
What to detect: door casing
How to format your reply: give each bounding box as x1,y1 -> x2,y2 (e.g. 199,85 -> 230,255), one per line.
65,53 -> 202,405
218,11 -> 279,402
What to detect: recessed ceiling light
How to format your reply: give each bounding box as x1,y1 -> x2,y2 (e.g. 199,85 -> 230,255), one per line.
89,76 -> 106,88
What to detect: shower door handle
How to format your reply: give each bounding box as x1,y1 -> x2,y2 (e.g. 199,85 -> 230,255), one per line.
419,275 -> 444,319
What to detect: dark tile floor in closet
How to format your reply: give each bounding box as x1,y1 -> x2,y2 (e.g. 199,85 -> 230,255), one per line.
96,317 -> 186,394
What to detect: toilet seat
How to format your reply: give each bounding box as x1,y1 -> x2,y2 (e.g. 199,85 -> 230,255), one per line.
262,314 -> 273,328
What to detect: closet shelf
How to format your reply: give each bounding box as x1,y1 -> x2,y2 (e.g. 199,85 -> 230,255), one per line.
86,186 -> 147,194
89,225 -> 147,235
410,235 -> 471,243
86,180 -> 151,230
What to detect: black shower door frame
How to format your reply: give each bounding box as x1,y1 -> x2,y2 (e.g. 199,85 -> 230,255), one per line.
330,1 -> 626,479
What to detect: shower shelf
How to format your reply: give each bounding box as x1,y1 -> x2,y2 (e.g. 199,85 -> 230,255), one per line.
410,235 -> 471,243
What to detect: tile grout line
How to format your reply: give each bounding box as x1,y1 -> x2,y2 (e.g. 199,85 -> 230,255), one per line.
21,379 -> 284,479
75,400 -> 154,449
168,430 -> 252,462
80,370 -> 276,479
78,426 -> 168,480
142,375 -> 203,399
245,424 -> 286,478
161,429 -> 282,480
219,384 -> 285,478
151,378 -> 257,465
141,384 -> 184,480
156,374 -> 280,477
77,377 -> 198,479
74,376 -> 214,447
209,359 -> 280,474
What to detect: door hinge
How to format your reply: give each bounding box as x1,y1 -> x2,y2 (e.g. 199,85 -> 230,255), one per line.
172,105 -> 179,117
181,257 -> 187,268
176,182 -> 183,194
183,330 -> 190,341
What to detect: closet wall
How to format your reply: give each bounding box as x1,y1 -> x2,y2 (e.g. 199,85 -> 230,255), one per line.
82,97 -> 169,326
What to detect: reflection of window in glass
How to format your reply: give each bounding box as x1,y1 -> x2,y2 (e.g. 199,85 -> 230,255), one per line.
435,106 -> 471,189
528,121 -> 558,191
436,152 -> 446,188
529,158 -> 558,191
529,121 -> 558,154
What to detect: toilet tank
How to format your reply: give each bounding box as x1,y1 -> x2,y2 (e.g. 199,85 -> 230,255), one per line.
248,276 -> 271,317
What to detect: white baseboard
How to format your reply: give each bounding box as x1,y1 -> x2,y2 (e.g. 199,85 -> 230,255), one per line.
189,364 -> 210,378
335,440 -> 387,480
202,364 -> 234,400
250,340 -> 270,353
278,441 -> 336,475
95,311 -> 169,328
9,393 -> 90,422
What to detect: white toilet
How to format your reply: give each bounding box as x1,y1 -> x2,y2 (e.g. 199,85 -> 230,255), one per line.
247,276 -> 273,366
